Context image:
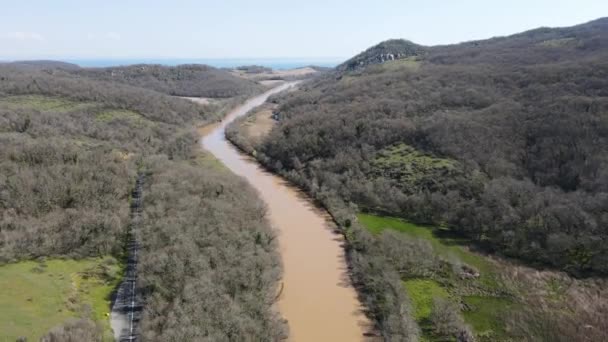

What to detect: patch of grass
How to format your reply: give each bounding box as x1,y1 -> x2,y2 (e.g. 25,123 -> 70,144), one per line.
357,214 -> 495,285
358,213 -> 517,340
373,143 -> 456,172
370,143 -> 460,192
0,95 -> 94,112
545,276 -> 568,301
75,258 -> 124,340
462,296 -> 514,339
96,109 -> 145,124
378,57 -> 421,72
193,151 -> 227,171
404,279 -> 449,321
539,37 -> 577,47
337,75 -> 359,87
0,257 -> 123,341
359,213 -> 433,236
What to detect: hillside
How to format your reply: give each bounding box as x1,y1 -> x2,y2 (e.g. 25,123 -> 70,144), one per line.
263,17 -> 608,275
0,67 -> 283,340
429,17 -> 608,65
234,17 -> 608,341
68,64 -> 265,98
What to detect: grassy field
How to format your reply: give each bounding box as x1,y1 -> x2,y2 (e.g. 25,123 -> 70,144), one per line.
96,109 -> 145,124
404,279 -> 449,321
0,95 -> 95,112
371,57 -> 422,73
539,37 -> 577,47
372,143 -> 456,172
241,105 -> 276,140
370,143 -> 461,193
0,257 -> 123,341
358,214 -> 497,285
357,213 -> 516,341
1,95 -> 148,127
462,296 -> 514,337
192,149 -> 228,171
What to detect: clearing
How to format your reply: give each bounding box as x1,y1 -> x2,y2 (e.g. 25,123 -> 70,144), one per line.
0,257 -> 123,341
357,213 -> 608,341
242,104 -> 277,140
0,95 -> 95,112
358,213 -> 515,341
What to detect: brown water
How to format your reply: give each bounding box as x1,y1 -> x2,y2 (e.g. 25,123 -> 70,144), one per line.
200,84 -> 372,341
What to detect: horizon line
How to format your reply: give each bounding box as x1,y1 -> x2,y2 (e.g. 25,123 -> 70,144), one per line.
0,56 -> 347,62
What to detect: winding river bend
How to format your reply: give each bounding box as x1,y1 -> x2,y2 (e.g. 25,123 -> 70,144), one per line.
200,83 -> 371,341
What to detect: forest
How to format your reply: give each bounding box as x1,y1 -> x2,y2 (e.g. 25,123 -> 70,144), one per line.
0,65 -> 282,340
67,64 -> 265,98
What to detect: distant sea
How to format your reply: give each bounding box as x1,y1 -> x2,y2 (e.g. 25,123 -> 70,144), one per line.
62,58 -> 343,70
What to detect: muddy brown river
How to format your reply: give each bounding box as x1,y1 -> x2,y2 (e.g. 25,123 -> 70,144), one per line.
200,83 -> 371,341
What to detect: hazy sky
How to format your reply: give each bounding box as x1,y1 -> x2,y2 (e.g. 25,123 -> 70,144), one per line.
1,0 -> 607,59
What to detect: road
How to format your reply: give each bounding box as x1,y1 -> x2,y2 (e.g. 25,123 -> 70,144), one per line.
110,174 -> 143,341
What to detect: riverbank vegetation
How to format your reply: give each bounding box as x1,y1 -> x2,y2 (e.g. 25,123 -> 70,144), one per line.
137,153 -> 286,341
227,18 -> 608,341
0,65 -> 283,340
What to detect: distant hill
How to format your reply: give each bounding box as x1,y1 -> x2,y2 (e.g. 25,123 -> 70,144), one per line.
3,61 -> 266,98
69,64 -> 265,98
336,39 -> 426,72
2,60 -> 81,70
234,65 -> 273,74
307,65 -> 333,72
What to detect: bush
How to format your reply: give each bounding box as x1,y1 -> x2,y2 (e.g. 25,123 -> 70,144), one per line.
40,319 -> 102,342
430,298 -> 473,340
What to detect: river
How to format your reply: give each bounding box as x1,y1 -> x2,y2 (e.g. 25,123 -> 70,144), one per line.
200,83 -> 371,341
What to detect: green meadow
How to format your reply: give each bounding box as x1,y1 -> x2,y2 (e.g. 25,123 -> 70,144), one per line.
358,213 -> 516,341
0,257 -> 123,341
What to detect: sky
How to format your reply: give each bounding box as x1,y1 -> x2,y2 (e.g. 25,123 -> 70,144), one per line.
1,0 -> 607,60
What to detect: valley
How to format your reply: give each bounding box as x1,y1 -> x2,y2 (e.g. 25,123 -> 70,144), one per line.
1,10 -> 608,342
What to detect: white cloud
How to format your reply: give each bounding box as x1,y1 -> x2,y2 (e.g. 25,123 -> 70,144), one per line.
0,32 -> 44,41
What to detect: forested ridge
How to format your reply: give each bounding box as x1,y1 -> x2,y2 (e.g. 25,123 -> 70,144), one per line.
68,64 -> 265,98
0,65 -> 284,340
261,17 -> 608,276
1,60 -> 81,70
2,61 -> 265,98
